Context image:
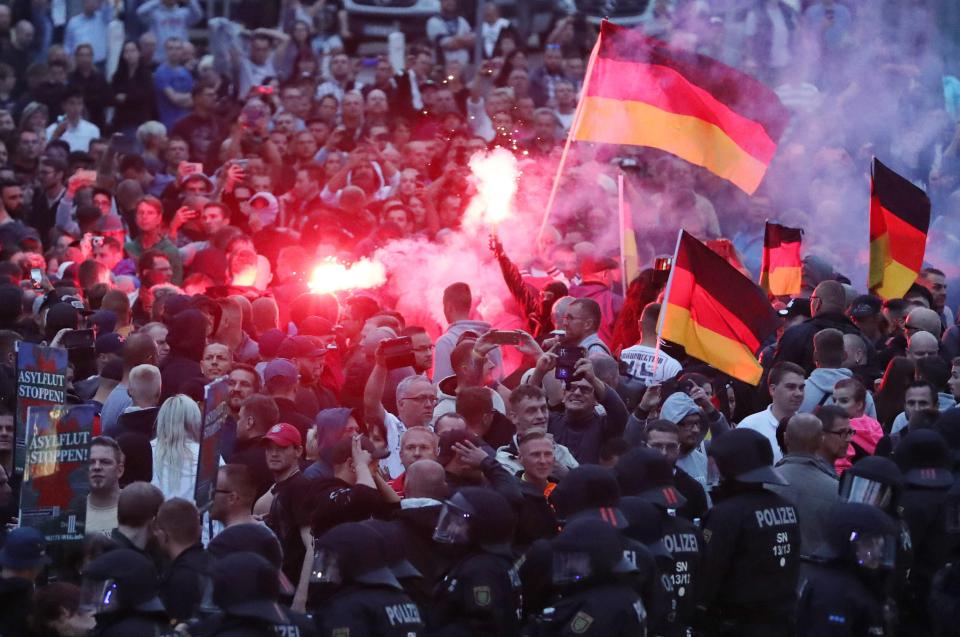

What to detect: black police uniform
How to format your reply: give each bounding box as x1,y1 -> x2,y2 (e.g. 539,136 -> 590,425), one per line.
159,542 -> 211,623
311,522 -> 424,637
838,455 -> 913,626
202,551 -> 317,637
83,549 -> 177,637
617,448 -> 704,630
525,518 -> 647,637
428,487 -> 522,636
697,429 -> 800,636
361,518 -> 427,608
621,496 -> 702,637
894,430 -> 957,633
796,503 -> 897,637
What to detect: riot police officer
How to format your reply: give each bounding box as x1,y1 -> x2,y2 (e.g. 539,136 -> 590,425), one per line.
697,428 -> 800,636
429,487 -> 522,636
796,502 -> 898,637
311,521 -> 425,636
893,429 -> 956,633
524,517 -> 646,636
546,464 -> 668,627
80,549 -> 176,637
361,518 -> 425,606
202,552 -> 305,637
616,447 -> 703,632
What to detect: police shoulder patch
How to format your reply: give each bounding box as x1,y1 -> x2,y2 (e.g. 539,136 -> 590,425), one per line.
332,629 -> 350,637
473,585 -> 491,607
570,611 -> 594,634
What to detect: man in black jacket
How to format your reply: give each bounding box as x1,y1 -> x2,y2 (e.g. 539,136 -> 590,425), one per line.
774,280 -> 867,374
154,497 -> 210,623
529,355 -> 628,464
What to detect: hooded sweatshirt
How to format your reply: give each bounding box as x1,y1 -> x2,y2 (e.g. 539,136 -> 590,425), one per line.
661,392 -> 711,486
433,319 -> 502,381
304,407 -> 355,480
798,367 -> 877,417
160,309 -> 208,401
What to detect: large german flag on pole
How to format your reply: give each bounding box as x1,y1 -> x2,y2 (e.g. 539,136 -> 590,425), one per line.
658,231 -> 779,385
868,158 -> 931,300
570,20 -> 790,195
759,222 -> 803,296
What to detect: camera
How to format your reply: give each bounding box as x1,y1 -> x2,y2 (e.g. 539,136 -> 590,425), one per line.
92,236 -> 104,248
555,346 -> 586,381
379,336 -> 416,370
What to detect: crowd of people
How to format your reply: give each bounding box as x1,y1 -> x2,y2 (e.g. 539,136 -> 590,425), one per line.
0,0 -> 954,635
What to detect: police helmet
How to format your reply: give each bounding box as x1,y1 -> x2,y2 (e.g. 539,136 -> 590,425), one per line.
615,447 -> 688,510
433,487 -> 516,554
212,552 -> 289,624
313,522 -> 401,589
894,429 -> 953,488
820,502 -> 898,571
551,517 -> 636,586
708,428 -> 787,485
619,496 -> 671,560
207,522 -> 294,597
550,465 -> 628,527
361,519 -> 422,580
81,549 -> 165,615
839,456 -> 903,511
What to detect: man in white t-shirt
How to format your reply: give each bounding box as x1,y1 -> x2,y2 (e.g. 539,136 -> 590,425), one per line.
620,302 -> 683,385
426,0 -> 475,67
85,436 -> 124,533
365,347 -> 438,479
738,361 -> 806,463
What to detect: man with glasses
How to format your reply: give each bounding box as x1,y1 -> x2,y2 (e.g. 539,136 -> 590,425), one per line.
365,344 -> 439,479
815,405 -> 853,471
560,297 -> 611,356
641,419 -> 709,521
775,280 -> 862,373
528,354 -> 627,464
768,413 -> 838,557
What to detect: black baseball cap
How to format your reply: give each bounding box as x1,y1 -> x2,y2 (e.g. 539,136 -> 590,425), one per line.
848,294 -> 882,319
777,297 -> 811,320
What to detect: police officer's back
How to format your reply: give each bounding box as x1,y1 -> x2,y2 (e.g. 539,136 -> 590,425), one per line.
697,428 -> 800,636
796,502 -> 898,637
81,549 -> 176,637
893,429 -> 956,632
202,552 -> 304,637
525,517 -> 646,637
428,487 -> 522,636
311,522 -> 425,637
616,448 -> 703,629
361,518 -> 426,608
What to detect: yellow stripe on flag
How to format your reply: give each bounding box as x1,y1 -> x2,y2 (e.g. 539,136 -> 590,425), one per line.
660,303 -> 764,384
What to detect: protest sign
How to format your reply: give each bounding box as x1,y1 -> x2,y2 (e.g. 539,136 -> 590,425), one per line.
195,376 -> 230,512
15,342 -> 68,479
19,404 -> 95,542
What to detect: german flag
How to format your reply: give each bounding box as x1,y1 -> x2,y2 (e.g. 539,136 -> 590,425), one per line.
658,231 -> 779,385
868,159 -> 930,300
570,20 -> 789,195
759,222 -> 803,296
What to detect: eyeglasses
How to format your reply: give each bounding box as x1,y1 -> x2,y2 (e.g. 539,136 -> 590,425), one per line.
403,394 -> 438,405
825,428 -> 854,438
565,384 -> 593,395
645,442 -> 680,453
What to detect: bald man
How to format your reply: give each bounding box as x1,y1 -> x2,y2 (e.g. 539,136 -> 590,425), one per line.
774,280 -> 868,373
907,331 -> 940,361
905,307 -> 943,339
767,413 -> 838,557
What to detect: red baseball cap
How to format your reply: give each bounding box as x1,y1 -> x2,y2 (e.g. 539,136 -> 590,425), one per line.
260,423 -> 302,448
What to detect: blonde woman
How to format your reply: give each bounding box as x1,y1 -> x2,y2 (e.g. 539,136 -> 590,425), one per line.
151,394 -> 202,500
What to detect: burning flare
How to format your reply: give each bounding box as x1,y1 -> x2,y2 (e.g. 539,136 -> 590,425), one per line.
308,257 -> 386,294
463,148 -> 519,230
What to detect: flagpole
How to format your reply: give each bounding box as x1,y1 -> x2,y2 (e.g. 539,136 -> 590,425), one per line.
653,230 -> 685,371
618,170 -> 628,291
535,26 -> 604,247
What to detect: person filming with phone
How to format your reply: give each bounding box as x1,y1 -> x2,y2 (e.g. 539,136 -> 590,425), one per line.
526,352 -> 628,464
